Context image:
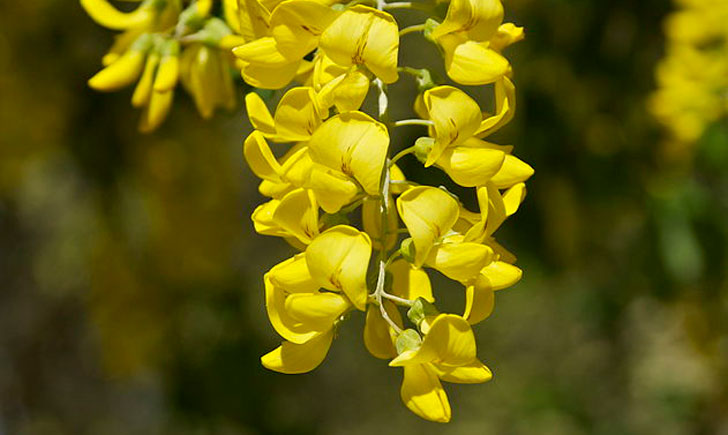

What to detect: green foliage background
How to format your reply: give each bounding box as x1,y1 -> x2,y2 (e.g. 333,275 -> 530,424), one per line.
1,0 -> 727,433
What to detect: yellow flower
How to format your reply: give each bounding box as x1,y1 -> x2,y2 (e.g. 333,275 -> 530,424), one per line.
307,111 -> 389,197
396,186 -> 460,267
245,87 -> 323,143
305,225 -> 372,310
389,314 -> 492,423
319,5 -> 400,83
232,0 -> 338,89
429,0 -> 523,86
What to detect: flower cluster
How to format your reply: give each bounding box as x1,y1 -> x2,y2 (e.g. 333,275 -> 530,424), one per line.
82,0 -> 243,131
240,0 -> 532,422
649,0 -> 728,150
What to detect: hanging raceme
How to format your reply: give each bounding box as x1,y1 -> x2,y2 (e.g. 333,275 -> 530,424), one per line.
649,0 -> 728,154
82,0 -> 242,131
83,0 -> 533,423
239,0 -> 532,423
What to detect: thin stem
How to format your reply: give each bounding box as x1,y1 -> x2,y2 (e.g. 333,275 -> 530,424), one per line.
390,145 -> 416,166
382,1 -> 432,11
391,119 -> 434,128
381,292 -> 415,307
399,23 -> 426,37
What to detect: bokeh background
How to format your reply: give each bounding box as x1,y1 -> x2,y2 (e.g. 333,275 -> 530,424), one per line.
1,0 -> 727,434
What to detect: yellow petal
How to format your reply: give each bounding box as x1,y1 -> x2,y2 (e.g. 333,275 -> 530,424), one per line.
272,87 -> 322,142
441,36 -> 510,86
389,259 -> 434,302
490,155 -> 535,189
237,0 -> 272,41
400,364 -> 451,423
502,182 -> 526,216
252,200 -> 287,236
362,196 -> 398,251
432,360 -> 493,384
476,76 -> 516,137
268,253 -> 320,292
305,225 -> 372,310
422,314 -> 477,366
88,49 -> 147,91
478,261 -> 522,290
425,241 -> 494,284
265,255 -> 327,343
307,166 -> 360,214
138,89 -> 174,133
153,40 -> 180,92
320,5 -> 399,83
423,86 -> 483,166
243,131 -> 283,182
319,69 -> 370,112
307,111 -> 389,195
273,188 -> 320,244
245,92 -> 277,136
261,329 -> 333,374
285,292 -> 350,330
270,0 -> 339,59
396,187 -> 459,267
363,301 -> 402,359
463,281 -> 494,324
131,53 -> 160,107
80,0 -> 153,30
436,146 -> 505,187
259,179 -> 294,199
431,0 -> 503,42
279,145 -> 314,186
479,183 -> 506,237
490,23 -> 525,52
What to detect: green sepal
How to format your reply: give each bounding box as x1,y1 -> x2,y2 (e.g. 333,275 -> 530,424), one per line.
395,329 -> 422,355
407,297 -> 440,327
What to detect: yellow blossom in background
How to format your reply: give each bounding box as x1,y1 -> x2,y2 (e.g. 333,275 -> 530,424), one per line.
649,0 -> 728,154
82,0 -> 242,131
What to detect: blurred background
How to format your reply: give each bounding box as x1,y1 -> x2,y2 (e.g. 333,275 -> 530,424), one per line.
1,0 -> 727,433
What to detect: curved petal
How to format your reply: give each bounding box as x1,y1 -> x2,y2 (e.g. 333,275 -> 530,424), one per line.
245,92 -> 277,136
80,0 -> 153,30
400,364 -> 451,423
244,130 -> 283,182
420,314 -> 477,366
252,199 -> 287,237
436,146 -> 505,187
268,253 -> 320,292
273,188 -> 320,244
363,301 -> 402,359
476,76 -> 516,137
397,187 -> 460,267
307,112 -> 389,195
307,166 -> 360,214
305,225 -> 372,310
285,292 -> 350,329
432,360 -> 493,384
464,281 -> 494,324
478,261 -> 522,290
502,182 -> 527,217
423,86 -> 483,166
320,6 -> 399,83
270,87 -> 323,142
261,329 -> 333,374
431,0 -> 503,42
270,0 -> 339,59
489,155 -> 535,189
390,259 -> 434,302
441,37 -> 510,86
425,241 -> 494,284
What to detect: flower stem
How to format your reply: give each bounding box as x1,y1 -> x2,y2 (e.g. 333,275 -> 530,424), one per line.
391,119 -> 434,128
399,23 -> 426,36
390,145 -> 416,166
